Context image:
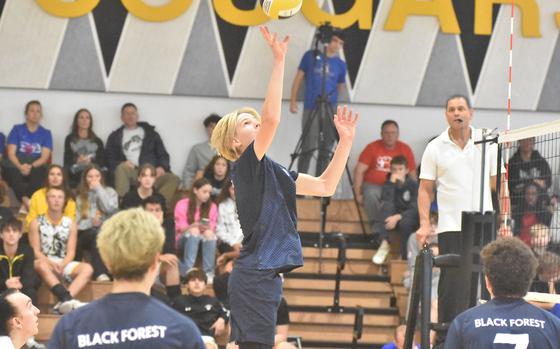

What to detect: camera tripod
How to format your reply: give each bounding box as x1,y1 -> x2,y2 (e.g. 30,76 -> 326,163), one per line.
288,24 -> 366,273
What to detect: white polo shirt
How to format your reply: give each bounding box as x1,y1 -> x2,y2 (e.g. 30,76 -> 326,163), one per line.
420,126 -> 499,233
0,336 -> 15,349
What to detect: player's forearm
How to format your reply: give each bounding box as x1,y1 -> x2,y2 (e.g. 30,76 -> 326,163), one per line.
262,58 -> 286,125
318,139 -> 353,196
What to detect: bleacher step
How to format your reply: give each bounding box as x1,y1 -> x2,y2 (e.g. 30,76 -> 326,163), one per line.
284,289 -> 392,308
290,323 -> 394,344
289,306 -> 399,326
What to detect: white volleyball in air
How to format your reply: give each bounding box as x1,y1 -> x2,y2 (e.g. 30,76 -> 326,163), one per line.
259,0 -> 303,19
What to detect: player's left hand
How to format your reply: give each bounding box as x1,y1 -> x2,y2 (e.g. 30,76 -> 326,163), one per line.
333,105 -> 358,142
498,223 -> 513,237
260,26 -> 289,61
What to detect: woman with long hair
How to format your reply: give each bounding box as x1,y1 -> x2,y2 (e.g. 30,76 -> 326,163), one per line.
75,165 -> 118,280
174,178 -> 218,281
63,109 -> 106,189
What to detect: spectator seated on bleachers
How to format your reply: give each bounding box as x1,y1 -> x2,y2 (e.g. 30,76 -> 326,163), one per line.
215,181 -> 242,268
175,178 -> 218,281
172,268 -> 228,349
0,218 -> 43,349
105,102 -> 179,204
75,165 -> 118,281
63,108 -> 107,189
513,182 -> 552,246
142,195 -> 181,297
120,164 -> 167,212
181,114 -> 221,190
372,155 -> 419,265
203,155 -> 230,200
28,187 -> 92,315
508,137 -> 552,216
354,120 -> 417,240
25,165 -> 76,232
3,101 -> 52,215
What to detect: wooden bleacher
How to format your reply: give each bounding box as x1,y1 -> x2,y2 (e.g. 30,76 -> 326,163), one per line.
35,199 -> 410,348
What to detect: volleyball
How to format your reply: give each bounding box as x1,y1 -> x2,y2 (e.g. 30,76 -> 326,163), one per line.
259,0 -> 303,19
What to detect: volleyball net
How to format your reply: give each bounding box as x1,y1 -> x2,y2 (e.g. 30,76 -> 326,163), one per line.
498,119 -> 560,293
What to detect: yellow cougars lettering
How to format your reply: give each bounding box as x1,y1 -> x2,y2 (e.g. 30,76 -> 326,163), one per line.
555,12 -> 560,28
212,0 -> 269,26
121,0 -> 193,22
301,0 -> 372,30
475,0 -> 541,37
384,0 -> 460,34
35,0 -> 100,18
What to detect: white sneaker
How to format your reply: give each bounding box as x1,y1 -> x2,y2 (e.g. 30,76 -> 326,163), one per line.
54,299 -> 87,315
96,274 -> 111,282
206,272 -> 215,285
372,240 -> 391,265
26,337 -> 45,349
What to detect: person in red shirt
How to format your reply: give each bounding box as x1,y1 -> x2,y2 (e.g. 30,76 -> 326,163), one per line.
354,120 -> 416,244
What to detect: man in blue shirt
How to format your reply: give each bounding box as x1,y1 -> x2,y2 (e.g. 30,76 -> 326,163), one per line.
290,28 -> 347,174
47,209 -> 205,349
445,237 -> 560,348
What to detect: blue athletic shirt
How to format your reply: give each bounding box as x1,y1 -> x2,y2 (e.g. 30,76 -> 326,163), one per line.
231,142 -> 303,272
47,292 -> 205,349
551,304 -> 560,319
7,124 -> 52,160
445,297 -> 560,349
298,50 -> 346,110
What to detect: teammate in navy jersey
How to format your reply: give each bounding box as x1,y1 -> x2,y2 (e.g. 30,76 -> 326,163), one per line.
47,209 -> 205,349
445,237 -> 560,348
211,26 -> 358,349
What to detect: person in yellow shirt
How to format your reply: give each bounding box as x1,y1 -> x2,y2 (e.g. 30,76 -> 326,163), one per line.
25,165 -> 75,231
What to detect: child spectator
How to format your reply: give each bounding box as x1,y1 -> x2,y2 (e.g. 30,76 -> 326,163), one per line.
3,101 -> 52,214
63,109 -> 107,189
0,218 -> 43,349
75,165 -> 118,281
381,324 -> 419,349
28,187 -> 92,315
120,163 -> 167,211
175,178 -> 218,281
25,164 -> 76,231
172,268 -> 228,348
530,224 -> 551,256
215,181 -> 243,267
142,195 -> 181,297
203,155 -> 230,199
513,182 -> 552,245
373,155 -> 419,264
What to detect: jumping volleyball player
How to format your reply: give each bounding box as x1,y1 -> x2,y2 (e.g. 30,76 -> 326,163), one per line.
211,27 -> 358,349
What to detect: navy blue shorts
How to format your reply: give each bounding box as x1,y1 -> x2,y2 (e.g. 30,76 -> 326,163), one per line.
229,267 -> 282,346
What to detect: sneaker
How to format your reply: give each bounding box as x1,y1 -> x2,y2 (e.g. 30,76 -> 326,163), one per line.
26,337 -> 45,349
54,299 -> 87,315
96,273 -> 111,282
206,272 -> 215,285
372,240 -> 390,265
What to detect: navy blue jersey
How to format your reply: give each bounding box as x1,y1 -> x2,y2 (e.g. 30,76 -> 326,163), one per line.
231,142 -> 303,272
445,298 -> 560,349
47,292 -> 205,349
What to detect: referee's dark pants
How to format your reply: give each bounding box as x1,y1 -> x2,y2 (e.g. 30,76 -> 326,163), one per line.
436,231 -> 470,346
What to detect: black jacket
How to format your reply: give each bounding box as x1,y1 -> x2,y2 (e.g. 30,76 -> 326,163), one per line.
508,150 -> 552,210
105,122 -> 171,172
172,294 -> 229,337
381,176 -> 419,220
0,243 -> 38,292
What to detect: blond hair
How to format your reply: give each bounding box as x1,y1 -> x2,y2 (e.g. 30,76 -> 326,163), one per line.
97,208 -> 164,281
210,107 -> 261,161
